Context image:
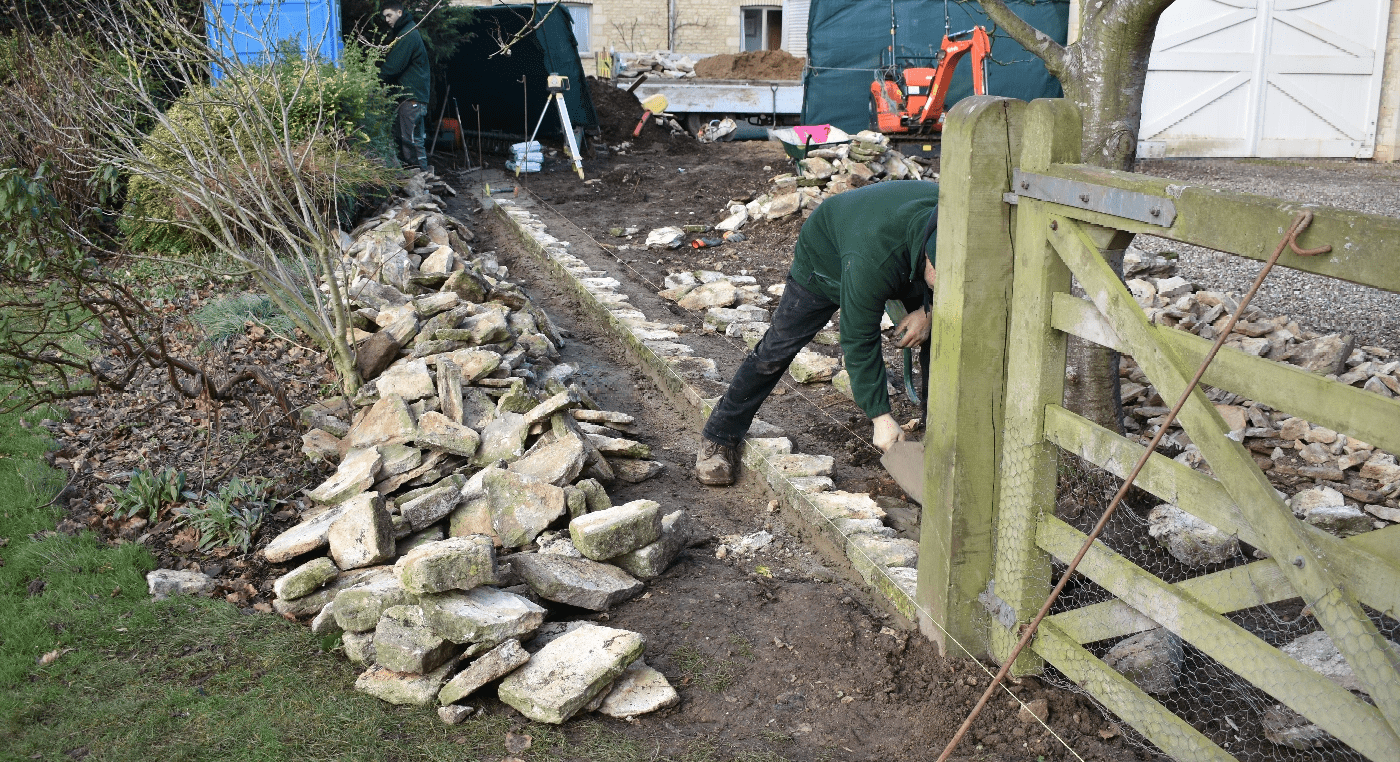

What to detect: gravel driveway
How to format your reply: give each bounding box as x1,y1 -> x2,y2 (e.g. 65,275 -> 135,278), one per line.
1130,158 -> 1400,349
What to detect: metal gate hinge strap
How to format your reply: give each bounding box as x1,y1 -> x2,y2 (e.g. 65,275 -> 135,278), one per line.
1012,170 -> 1177,227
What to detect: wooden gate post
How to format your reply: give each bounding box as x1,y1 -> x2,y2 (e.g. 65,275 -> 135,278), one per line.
916,96 -> 1025,656
988,98 -> 1081,672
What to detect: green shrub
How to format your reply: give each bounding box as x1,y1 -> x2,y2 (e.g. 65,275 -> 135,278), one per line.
193,292 -> 298,351
121,43 -> 396,256
110,467 -> 185,520
173,477 -> 271,553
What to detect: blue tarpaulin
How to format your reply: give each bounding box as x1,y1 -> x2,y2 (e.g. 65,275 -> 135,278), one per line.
207,0 -> 343,78
802,0 -> 1069,134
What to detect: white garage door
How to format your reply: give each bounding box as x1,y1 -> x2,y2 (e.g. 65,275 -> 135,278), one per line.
1138,0 -> 1392,158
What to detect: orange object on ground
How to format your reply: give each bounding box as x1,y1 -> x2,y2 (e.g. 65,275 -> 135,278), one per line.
869,26 -> 991,135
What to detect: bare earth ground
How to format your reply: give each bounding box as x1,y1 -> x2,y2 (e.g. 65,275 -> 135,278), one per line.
465,205 -> 1135,761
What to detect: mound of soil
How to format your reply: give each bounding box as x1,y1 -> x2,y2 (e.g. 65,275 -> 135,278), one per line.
694,50 -> 805,80
586,77 -> 696,152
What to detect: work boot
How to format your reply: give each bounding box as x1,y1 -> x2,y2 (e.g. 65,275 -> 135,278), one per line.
695,439 -> 737,486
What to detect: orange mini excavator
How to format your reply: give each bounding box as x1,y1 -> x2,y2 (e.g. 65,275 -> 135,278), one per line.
870,26 -> 991,142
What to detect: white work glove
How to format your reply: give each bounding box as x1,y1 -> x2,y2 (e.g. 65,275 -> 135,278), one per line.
893,307 -> 931,348
872,413 -> 906,452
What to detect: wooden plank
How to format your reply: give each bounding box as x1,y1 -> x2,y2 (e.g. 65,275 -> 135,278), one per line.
990,98 -> 1081,673
1037,516 -> 1400,761
1033,620 -> 1236,762
1050,293 -> 1400,455
1043,404 -> 1400,618
1051,524 -> 1400,644
1049,216 -> 1400,738
1036,163 -> 1400,294
914,96 -> 1025,656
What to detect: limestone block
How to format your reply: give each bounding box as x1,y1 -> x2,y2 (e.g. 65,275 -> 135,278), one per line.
373,604 -> 457,674
307,447 -> 383,505
609,459 -> 666,483
789,349 -> 839,383
438,638 -> 531,705
377,359 -> 436,402
497,624 -> 645,723
400,484 -> 463,531
395,536 -> 497,595
1146,504 -> 1239,567
418,586 -> 547,644
146,569 -> 215,600
273,557 -> 340,601
345,394 -> 417,450
355,656 -> 461,706
513,554 -> 644,611
328,492 -> 396,570
569,500 -> 664,561
263,501 -> 354,563
598,660 -> 680,718
612,511 -> 706,580
334,571 -> 413,632
1103,629 -> 1182,695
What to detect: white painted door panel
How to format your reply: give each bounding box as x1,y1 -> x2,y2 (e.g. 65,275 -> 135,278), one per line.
1138,0 -> 1391,158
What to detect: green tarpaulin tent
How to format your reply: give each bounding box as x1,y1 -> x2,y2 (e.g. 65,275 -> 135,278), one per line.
442,3 -> 598,139
802,0 -> 1069,134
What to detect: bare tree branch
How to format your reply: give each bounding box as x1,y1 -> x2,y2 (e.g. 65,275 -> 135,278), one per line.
976,0 -> 1070,79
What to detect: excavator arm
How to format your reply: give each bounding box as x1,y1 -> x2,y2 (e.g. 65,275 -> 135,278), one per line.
914,26 -> 992,128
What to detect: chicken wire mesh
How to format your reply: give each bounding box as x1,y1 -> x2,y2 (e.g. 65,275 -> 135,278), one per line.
1028,424 -> 1400,762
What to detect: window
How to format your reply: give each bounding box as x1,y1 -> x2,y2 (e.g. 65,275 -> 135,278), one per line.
563,3 -> 590,55
741,7 -> 782,52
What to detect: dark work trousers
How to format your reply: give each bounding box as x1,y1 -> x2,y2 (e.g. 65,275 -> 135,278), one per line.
702,275 -> 931,450
396,99 -> 429,171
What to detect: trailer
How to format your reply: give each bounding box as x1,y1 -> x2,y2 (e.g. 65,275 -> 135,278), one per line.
622,78 -> 804,135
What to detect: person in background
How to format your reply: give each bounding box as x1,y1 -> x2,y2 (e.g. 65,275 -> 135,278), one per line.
380,1 -> 431,172
695,180 -> 939,486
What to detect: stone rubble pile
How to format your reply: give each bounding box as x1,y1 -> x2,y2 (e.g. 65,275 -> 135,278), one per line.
1116,252 -> 1400,555
704,130 -> 939,233
262,174 -> 704,723
614,51 -> 697,80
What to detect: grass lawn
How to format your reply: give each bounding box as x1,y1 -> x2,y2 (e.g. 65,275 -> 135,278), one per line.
0,404 -> 704,762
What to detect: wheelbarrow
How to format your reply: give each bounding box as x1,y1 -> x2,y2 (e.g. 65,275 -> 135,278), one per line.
770,124 -> 852,172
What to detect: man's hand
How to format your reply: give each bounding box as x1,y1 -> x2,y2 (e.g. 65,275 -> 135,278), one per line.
872,414 -> 905,452
893,307 -> 931,349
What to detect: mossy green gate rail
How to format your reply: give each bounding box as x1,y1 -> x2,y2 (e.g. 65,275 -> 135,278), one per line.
918,97 -> 1400,761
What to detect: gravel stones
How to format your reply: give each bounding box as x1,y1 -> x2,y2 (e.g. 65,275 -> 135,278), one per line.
373,604 -> 457,674
569,499 -> 664,560
513,554 -> 644,611
395,536 -> 496,595
497,624 -> 646,724
438,638 -> 531,705
418,586 -> 546,644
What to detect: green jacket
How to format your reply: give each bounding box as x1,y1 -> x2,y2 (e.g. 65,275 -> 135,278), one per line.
381,12 -> 431,103
788,180 -> 939,419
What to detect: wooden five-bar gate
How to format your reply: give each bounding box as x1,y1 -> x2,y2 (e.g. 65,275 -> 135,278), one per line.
914,97 -> 1400,760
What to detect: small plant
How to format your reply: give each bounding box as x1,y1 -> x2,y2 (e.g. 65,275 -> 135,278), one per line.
110,467 -> 185,520
174,477 -> 271,553
194,292 -> 298,352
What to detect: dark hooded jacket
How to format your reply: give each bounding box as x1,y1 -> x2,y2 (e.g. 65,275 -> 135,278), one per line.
788,180 -> 939,420
381,11 -> 431,103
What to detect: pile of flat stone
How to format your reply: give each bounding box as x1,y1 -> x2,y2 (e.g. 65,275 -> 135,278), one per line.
656,270 -> 842,386
710,131 -> 938,231
266,177 -> 705,724
614,51 -> 697,79
1115,263 -> 1400,559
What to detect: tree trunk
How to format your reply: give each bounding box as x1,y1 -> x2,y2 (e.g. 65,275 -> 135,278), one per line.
976,0 -> 1174,429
